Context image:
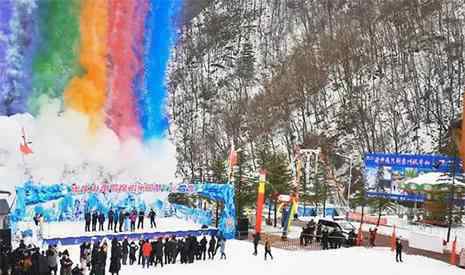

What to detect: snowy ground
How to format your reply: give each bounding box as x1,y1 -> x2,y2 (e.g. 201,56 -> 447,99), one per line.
59,240 -> 463,275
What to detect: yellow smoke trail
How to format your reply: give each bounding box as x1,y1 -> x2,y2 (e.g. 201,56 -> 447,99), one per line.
64,0 -> 108,131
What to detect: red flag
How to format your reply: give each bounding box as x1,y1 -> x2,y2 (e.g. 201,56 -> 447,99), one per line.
19,127 -> 33,155
228,142 -> 237,167
391,225 -> 396,251
450,237 -> 457,266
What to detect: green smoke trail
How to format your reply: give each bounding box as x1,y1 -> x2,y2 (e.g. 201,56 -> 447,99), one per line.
29,0 -> 81,114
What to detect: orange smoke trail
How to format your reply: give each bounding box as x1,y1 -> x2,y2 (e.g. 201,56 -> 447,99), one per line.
64,0 -> 108,131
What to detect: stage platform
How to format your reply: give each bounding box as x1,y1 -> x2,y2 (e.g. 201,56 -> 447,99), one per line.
17,218 -> 218,246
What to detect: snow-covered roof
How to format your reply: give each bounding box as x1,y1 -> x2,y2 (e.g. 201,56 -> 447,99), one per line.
404,172 -> 465,186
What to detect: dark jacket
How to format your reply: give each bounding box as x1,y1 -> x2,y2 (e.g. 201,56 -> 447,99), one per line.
84,213 -> 91,223
122,239 -> 129,255
129,243 -> 138,258
108,210 -> 114,221
98,213 -> 105,224
200,237 -> 207,250
109,245 -> 121,273
91,213 -> 98,224
253,234 -> 261,245
154,241 -> 163,257
208,237 -> 216,252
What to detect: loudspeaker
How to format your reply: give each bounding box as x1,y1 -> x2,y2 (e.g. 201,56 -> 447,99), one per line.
236,218 -> 249,240
0,229 -> 11,248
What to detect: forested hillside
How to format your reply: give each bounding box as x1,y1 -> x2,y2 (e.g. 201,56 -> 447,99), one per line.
168,0 -> 465,210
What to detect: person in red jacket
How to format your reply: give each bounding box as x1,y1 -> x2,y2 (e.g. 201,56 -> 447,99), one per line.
142,240 -> 152,268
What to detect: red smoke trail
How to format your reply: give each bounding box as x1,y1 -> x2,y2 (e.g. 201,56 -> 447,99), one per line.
106,0 -> 148,140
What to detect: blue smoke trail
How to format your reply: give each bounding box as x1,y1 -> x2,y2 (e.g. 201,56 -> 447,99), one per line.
0,1 -> 39,116
138,0 -> 183,140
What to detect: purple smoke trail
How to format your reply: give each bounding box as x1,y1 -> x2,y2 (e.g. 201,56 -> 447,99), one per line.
0,0 -> 13,115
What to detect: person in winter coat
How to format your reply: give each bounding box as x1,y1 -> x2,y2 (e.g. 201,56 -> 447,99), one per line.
113,211 -> 119,233
108,208 -> 114,231
174,238 -> 183,264
253,233 -> 260,255
98,212 -> 105,231
118,211 -> 126,233
60,253 -> 73,275
154,238 -> 164,267
121,237 -> 129,265
316,224 -> 322,243
208,236 -> 216,259
137,209 -> 145,230
129,241 -> 138,265
34,250 -> 48,275
369,228 -> 377,247
200,236 -> 207,260
91,211 -> 98,232
170,237 -> 178,264
193,237 -> 201,260
188,236 -> 196,263
80,243 -> 91,275
218,237 -> 226,260
94,246 -> 107,275
149,240 -> 156,266
264,237 -> 273,260
149,209 -> 156,228
47,245 -> 59,275
348,229 -> 356,247
109,240 -> 122,275
395,238 -> 403,263
85,212 -> 91,232
0,244 -> 11,275
138,239 -> 145,265
163,238 -> 171,264
181,238 -> 189,264
130,210 -> 137,232
321,229 -> 329,250
141,240 -> 152,268
90,243 -> 100,275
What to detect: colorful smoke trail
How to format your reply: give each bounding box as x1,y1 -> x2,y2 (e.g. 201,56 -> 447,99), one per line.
0,0 -> 183,141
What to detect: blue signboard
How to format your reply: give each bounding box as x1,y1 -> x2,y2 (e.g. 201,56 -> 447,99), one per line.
364,153 -> 462,202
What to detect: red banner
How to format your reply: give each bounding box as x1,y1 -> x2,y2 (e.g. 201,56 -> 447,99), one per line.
71,183 -> 196,194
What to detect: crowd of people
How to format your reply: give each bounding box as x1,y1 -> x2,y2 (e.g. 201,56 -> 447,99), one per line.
0,233 -> 227,275
84,208 -> 157,233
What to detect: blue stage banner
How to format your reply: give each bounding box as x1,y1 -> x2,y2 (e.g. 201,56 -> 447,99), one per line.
43,229 -> 219,247
364,153 -> 462,202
